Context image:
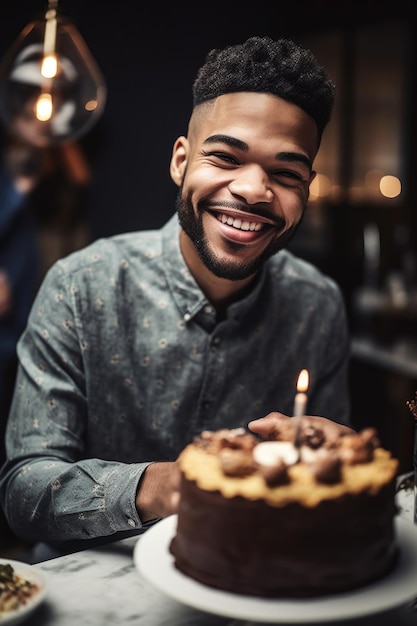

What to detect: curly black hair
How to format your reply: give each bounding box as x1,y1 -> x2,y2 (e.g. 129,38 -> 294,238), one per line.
192,36 -> 335,139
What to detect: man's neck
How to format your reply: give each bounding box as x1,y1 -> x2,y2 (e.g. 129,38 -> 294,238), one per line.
179,229 -> 257,313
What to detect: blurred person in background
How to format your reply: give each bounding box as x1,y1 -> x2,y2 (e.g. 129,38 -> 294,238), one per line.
0,130 -> 40,440
0,129 -> 41,549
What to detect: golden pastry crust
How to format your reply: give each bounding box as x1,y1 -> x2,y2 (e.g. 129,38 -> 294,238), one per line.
178,428 -> 399,507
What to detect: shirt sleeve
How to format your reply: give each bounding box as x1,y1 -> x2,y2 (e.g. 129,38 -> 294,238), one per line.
0,260 -> 151,544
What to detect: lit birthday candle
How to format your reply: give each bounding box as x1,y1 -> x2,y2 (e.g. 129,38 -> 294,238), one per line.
293,369 -> 309,449
293,369 -> 309,417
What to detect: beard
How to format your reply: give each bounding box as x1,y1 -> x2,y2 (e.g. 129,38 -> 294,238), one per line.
176,190 -> 301,281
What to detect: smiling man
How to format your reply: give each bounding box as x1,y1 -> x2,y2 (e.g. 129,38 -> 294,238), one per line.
0,36 -> 352,558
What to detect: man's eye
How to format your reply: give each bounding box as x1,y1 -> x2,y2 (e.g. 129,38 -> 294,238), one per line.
274,170 -> 304,181
204,151 -> 239,165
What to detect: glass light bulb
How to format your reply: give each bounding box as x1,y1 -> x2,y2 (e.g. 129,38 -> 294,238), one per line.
41,54 -> 58,78
36,92 -> 53,120
0,12 -> 107,147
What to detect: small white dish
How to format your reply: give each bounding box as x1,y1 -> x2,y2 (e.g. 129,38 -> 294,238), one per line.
0,558 -> 47,625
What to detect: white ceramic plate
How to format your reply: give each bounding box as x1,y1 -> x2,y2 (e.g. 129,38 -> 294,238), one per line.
134,515 -> 417,623
0,558 -> 47,625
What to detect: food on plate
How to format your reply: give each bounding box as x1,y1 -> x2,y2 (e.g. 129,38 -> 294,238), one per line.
0,562 -> 40,616
169,418 -> 399,597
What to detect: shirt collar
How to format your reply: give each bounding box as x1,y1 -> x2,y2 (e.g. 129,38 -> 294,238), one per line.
161,213 -> 271,324
161,214 -> 209,323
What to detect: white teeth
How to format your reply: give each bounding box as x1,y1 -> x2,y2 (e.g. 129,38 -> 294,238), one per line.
219,214 -> 263,232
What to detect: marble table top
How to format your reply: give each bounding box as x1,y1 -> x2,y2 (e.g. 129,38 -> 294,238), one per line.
20,483 -> 417,626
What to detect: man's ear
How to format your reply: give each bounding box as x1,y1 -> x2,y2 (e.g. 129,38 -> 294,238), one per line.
309,170 -> 317,187
170,136 -> 188,186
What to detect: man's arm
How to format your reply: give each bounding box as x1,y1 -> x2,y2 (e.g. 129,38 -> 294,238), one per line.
0,259 -> 168,545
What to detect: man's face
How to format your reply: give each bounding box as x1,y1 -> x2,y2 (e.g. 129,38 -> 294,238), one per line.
170,92 -> 319,281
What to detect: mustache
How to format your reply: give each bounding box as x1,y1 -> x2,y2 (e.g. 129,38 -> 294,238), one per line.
202,199 -> 286,229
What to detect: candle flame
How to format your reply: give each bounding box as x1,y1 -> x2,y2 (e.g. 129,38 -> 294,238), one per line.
297,369 -> 309,393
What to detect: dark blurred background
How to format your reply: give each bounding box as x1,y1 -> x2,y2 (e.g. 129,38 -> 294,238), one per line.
0,1 -> 416,469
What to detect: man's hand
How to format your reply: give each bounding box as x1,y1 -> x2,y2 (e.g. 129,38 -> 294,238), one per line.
0,270 -> 12,317
136,461 -> 180,523
248,411 -> 354,438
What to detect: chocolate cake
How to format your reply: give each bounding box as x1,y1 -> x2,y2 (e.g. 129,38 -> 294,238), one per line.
169,417 -> 399,598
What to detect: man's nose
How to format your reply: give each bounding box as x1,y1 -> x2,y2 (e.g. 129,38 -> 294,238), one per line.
228,165 -> 273,204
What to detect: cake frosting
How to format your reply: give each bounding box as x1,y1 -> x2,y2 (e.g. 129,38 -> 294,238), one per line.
169,416 -> 399,598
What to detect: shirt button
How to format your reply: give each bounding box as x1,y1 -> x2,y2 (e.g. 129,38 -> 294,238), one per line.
127,518 -> 136,527
204,305 -> 214,315
184,312 -> 191,322
213,336 -> 221,345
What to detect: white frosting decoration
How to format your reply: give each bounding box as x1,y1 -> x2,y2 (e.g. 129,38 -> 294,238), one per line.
253,441 -> 299,467
299,446 -> 321,464
230,427 -> 246,436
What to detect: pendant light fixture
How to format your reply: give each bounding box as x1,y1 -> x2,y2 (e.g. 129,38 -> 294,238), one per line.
0,0 -> 107,147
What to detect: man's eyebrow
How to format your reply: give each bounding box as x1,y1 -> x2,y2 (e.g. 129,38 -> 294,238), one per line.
203,135 -> 312,171
277,151 -> 312,171
203,134 -> 248,151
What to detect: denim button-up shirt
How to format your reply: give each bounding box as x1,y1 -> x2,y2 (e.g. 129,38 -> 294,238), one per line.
0,214 -> 350,544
